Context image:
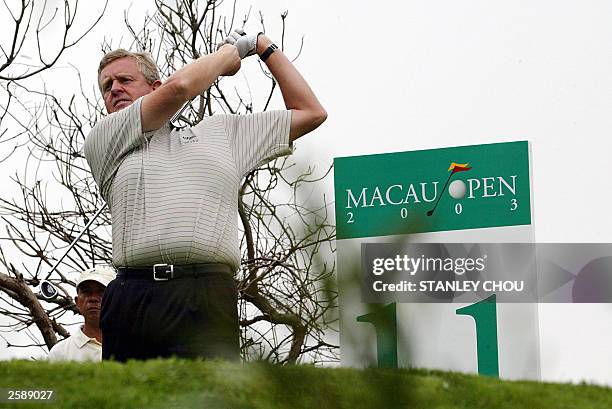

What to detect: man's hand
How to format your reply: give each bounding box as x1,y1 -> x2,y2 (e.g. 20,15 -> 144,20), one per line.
219,28 -> 259,59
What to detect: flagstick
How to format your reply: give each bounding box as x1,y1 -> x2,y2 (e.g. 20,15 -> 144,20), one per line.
427,172 -> 454,216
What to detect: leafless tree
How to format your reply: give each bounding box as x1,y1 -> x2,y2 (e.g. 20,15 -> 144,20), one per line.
0,0 -> 337,364
0,0 -> 107,157
0,0 -> 107,352
0,0 -> 107,81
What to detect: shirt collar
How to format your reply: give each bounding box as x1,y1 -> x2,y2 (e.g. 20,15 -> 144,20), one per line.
74,326 -> 102,348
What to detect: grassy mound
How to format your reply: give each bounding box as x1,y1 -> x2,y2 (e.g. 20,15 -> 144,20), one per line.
0,360 -> 610,409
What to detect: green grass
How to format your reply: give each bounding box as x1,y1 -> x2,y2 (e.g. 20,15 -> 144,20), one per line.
0,360 -> 610,409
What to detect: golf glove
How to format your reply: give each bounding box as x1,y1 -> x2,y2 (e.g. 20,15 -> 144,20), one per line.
219,28 -> 259,59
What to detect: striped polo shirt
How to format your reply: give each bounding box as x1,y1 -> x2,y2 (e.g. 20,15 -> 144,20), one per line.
84,97 -> 292,270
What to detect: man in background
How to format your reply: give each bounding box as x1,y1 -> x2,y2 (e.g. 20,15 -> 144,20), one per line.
48,266 -> 115,362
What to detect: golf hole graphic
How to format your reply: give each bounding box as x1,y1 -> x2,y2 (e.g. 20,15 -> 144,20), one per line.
448,180 -> 466,200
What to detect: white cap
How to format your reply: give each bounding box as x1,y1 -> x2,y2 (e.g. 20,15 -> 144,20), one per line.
76,266 -> 116,289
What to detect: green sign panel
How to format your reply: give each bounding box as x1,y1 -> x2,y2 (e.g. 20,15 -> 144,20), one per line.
334,141 -> 531,239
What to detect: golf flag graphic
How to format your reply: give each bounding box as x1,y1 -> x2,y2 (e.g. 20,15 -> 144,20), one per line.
448,162 -> 472,174
428,162 -> 473,216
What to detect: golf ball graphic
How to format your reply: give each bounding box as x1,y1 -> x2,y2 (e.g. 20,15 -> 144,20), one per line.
448,180 -> 466,199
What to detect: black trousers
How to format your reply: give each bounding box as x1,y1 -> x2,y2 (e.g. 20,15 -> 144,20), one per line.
100,269 -> 240,362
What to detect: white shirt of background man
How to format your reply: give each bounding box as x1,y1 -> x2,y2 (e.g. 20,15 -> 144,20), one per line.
47,326 -> 102,362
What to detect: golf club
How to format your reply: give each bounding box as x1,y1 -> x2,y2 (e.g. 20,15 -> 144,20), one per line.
39,100 -> 186,293
38,279 -> 59,300
170,97 -> 195,126
44,203 -> 108,281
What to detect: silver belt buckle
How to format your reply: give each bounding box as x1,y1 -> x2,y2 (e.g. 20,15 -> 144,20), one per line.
153,263 -> 174,281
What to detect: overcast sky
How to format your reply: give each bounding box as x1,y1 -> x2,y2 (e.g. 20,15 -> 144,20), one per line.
1,0 -> 611,386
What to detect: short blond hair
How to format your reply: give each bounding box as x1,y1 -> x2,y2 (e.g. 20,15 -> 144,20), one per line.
97,49 -> 160,91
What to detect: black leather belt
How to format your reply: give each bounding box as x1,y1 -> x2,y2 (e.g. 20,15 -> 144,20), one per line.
116,263 -> 233,281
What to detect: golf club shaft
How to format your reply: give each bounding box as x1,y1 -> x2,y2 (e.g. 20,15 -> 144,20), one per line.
427,171 -> 454,216
44,203 -> 108,280
170,98 -> 194,124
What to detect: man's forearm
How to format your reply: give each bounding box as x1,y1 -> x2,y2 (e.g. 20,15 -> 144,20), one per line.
141,45 -> 240,132
256,35 -> 327,141
170,45 -> 239,99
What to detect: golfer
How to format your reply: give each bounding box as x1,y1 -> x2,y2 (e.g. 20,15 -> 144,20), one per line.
84,30 -> 326,361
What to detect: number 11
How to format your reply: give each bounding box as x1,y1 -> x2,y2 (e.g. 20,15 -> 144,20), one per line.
356,295 -> 499,376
